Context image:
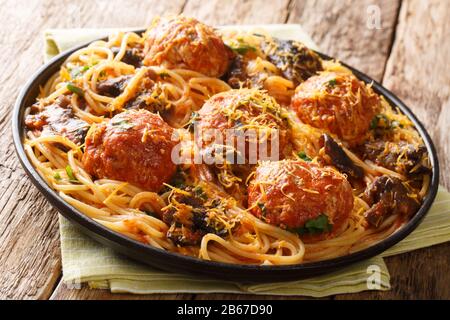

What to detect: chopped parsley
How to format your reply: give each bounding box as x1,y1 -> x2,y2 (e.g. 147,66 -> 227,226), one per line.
229,43 -> 257,55
294,214 -> 332,235
111,119 -> 134,130
193,186 -> 208,201
158,72 -> 170,79
144,210 -> 156,217
65,165 -> 78,183
70,65 -> 90,79
297,151 -> 312,162
54,172 -> 61,180
327,79 -> 337,87
66,83 -> 84,97
390,120 -> 404,129
370,114 -> 403,131
257,202 -> 267,216
169,167 -> 186,189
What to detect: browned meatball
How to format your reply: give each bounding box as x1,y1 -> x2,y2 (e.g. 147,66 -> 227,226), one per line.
291,72 -> 380,146
82,110 -> 177,191
196,89 -> 291,163
143,16 -> 233,77
248,160 -> 353,234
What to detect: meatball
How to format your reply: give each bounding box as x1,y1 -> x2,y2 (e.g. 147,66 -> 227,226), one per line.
143,16 -> 233,77
248,160 -> 353,234
82,110 -> 177,191
196,89 -> 291,163
291,72 -> 380,146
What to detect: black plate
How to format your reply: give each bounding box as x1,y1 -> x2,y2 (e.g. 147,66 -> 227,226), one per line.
12,32 -> 440,282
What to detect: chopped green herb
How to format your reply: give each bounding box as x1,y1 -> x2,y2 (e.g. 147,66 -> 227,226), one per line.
144,210 -> 156,217
158,72 -> 170,79
65,165 -> 78,183
193,186 -> 207,201
229,43 -> 257,55
111,119 -> 134,130
70,65 -> 90,79
67,83 -> 84,97
257,202 -> 267,216
210,199 -> 221,208
298,151 -> 312,162
390,120 -> 404,129
370,114 -> 392,130
54,172 -> 61,180
327,79 -> 337,87
294,214 -> 332,235
170,167 -> 186,189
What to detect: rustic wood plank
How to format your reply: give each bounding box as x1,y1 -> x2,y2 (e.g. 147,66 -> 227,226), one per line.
0,0 -> 187,300
337,0 -> 450,300
382,0 -> 450,190
335,243 -> 450,299
182,0 -> 291,25
288,0 -> 401,81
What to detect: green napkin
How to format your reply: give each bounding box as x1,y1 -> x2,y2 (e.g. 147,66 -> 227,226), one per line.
45,26 -> 450,297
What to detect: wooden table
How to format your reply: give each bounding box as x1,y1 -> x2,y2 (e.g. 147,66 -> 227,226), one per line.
0,0 -> 448,300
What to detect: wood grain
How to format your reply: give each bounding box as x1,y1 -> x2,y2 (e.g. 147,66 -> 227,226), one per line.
382,0 -> 450,190
336,243 -> 450,299
288,0 -> 401,81
1,0 -> 449,300
183,0 -> 291,25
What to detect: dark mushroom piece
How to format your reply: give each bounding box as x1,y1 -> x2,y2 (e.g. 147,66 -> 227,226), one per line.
360,140 -> 430,178
25,95 -> 90,145
97,70 -> 169,113
111,46 -> 144,68
162,185 -> 239,246
223,55 -> 252,89
362,175 -> 420,228
97,75 -> 131,97
320,134 -> 364,180
261,38 -> 323,86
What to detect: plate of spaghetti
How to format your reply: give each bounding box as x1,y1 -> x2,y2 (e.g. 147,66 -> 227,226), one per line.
13,15 -> 439,281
